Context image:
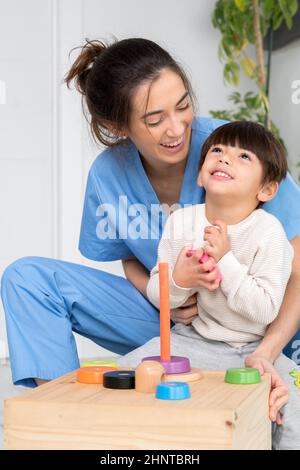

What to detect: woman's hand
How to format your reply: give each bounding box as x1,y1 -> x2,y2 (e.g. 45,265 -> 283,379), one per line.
172,246 -> 220,291
245,354 -> 289,425
170,293 -> 198,325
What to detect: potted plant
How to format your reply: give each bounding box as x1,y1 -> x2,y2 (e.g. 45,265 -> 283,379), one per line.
210,0 -> 299,148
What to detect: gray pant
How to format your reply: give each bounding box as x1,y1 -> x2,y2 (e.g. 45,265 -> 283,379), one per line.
118,324 -> 300,450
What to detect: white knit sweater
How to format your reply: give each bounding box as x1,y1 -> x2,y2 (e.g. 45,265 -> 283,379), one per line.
147,204 -> 294,346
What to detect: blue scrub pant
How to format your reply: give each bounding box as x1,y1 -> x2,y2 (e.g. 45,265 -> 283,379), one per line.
0,256 -> 160,387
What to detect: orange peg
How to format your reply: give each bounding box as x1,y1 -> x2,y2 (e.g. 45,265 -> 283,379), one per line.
159,263 -> 171,361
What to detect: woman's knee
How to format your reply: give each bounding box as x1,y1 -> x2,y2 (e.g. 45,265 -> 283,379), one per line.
1,256 -> 46,289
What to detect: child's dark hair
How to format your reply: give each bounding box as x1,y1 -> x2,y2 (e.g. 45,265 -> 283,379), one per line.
199,121 -> 287,184
65,37 -> 195,147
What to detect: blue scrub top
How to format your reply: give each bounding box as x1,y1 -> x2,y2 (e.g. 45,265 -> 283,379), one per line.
79,116 -> 300,271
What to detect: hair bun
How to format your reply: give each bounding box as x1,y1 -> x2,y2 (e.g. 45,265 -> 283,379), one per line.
64,39 -> 107,94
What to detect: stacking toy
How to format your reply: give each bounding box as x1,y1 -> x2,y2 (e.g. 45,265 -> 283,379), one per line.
81,360 -> 118,368
187,248 -> 222,283
103,370 -> 135,389
199,251 -> 222,282
155,381 -> 191,400
162,368 -> 202,383
143,355 -> 190,374
143,263 -> 191,374
225,368 -> 261,384
76,366 -> 117,384
135,361 -> 165,394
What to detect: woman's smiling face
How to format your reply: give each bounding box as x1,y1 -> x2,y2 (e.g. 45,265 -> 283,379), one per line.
126,68 -> 194,167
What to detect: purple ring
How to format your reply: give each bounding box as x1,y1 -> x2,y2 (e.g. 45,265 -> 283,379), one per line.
142,356 -> 191,374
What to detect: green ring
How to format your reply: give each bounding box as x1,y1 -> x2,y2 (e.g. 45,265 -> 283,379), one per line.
225,367 -> 261,384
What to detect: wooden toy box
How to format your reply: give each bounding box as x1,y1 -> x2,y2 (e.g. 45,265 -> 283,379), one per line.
4,370 -> 271,450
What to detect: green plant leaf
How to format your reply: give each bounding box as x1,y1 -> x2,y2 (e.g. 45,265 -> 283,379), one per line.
230,17 -> 245,41
262,0 -> 275,17
221,37 -> 233,59
210,110 -> 234,120
224,62 -> 240,85
278,0 -> 293,28
244,91 -> 255,99
241,57 -> 257,78
234,0 -> 247,11
273,8 -> 284,29
279,0 -> 299,16
287,0 -> 299,16
260,92 -> 270,111
228,91 -> 242,104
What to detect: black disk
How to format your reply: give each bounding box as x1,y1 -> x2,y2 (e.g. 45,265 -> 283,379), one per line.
103,370 -> 135,389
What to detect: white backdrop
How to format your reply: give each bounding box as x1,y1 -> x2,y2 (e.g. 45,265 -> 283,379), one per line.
0,0 -> 299,359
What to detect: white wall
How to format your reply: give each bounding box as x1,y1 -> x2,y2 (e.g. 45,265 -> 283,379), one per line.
0,0 -> 55,358
270,39 -> 300,182
0,0 -> 299,359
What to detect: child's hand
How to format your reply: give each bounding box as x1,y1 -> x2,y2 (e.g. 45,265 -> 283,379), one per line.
172,246 -> 220,291
203,220 -> 230,262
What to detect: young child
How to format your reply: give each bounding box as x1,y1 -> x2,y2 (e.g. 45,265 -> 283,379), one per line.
118,121 -> 299,450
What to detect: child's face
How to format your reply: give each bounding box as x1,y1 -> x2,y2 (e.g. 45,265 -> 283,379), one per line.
198,143 -> 268,204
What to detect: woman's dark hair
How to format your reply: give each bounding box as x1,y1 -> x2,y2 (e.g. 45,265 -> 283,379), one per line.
199,121 -> 287,184
65,37 -> 195,147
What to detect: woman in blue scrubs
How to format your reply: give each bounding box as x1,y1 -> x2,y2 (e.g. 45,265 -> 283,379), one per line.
1,38 -> 299,422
